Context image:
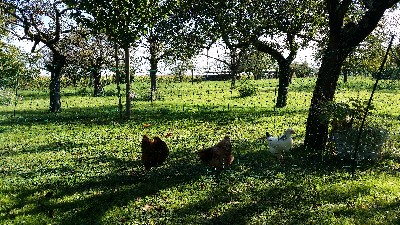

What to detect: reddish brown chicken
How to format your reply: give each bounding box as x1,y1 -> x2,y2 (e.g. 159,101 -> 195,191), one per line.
199,136 -> 234,171
141,135 -> 169,170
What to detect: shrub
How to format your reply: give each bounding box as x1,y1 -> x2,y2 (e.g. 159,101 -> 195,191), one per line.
238,84 -> 257,97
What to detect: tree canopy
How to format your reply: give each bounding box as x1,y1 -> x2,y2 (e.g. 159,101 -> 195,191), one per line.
0,42 -> 40,88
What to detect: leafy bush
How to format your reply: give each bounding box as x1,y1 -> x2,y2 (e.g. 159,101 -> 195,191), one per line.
238,84 -> 257,97
321,98 -> 387,162
291,61 -> 316,78
75,87 -> 92,96
321,98 -> 374,129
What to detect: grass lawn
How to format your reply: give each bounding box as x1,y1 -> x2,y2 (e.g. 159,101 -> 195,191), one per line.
1,76 -> 400,224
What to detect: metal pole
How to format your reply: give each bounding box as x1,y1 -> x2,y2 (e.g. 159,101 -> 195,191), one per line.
351,35 -> 395,176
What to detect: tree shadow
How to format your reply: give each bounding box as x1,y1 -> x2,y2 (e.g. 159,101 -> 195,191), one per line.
2,133 -> 399,224
0,152 -> 206,224
0,140 -> 90,157
0,102 -> 308,128
169,141 -> 400,224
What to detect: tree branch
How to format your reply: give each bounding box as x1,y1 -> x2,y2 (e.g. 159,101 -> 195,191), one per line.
343,0 -> 399,49
252,38 -> 285,64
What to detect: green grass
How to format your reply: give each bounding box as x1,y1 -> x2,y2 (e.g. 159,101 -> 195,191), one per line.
1,76 -> 400,224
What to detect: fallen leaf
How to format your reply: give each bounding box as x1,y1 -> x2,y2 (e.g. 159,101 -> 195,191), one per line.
143,123 -> 151,128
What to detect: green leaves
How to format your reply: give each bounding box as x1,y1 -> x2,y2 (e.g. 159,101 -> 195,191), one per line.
0,42 -> 40,89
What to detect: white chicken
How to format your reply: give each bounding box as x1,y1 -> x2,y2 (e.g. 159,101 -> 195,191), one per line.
266,128 -> 295,160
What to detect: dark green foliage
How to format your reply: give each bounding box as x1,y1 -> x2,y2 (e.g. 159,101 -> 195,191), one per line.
238,84 -> 257,98
291,62 -> 315,78
0,42 -> 40,88
373,68 -> 400,80
321,98 -> 374,128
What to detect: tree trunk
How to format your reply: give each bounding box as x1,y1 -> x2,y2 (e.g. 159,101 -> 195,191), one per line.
230,51 -> 237,89
304,46 -> 348,154
343,68 -> 348,83
230,68 -> 237,89
178,70 -> 182,83
92,67 -> 103,97
115,44 -> 122,119
124,45 -> 131,119
150,62 -> 157,100
230,48 -> 240,89
147,32 -> 159,101
149,50 -> 158,101
48,53 -> 65,113
251,39 -> 296,108
49,73 -> 61,112
276,61 -> 292,108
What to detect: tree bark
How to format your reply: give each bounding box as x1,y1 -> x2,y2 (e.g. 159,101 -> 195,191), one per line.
304,46 -> 348,153
114,44 -> 122,119
149,35 -> 158,101
276,61 -> 292,108
92,67 -> 103,97
252,39 -> 296,108
150,60 -> 157,101
91,58 -> 103,97
49,74 -> 61,113
230,50 -> 238,89
48,53 -> 66,113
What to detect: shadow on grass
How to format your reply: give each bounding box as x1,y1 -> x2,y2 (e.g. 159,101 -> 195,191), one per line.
1,137 -> 400,224
171,145 -> 400,224
0,103 -> 308,127
0,152 -> 206,224
0,140 -> 91,157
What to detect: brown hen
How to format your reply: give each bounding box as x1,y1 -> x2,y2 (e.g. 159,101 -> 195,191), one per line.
199,136 -> 234,171
141,135 -> 169,170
